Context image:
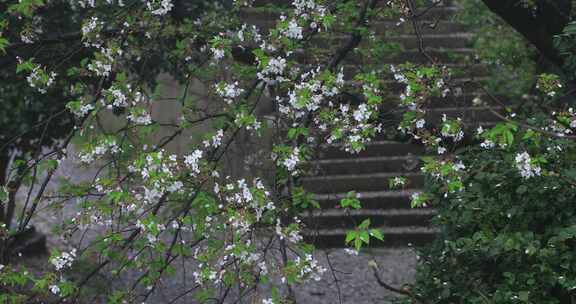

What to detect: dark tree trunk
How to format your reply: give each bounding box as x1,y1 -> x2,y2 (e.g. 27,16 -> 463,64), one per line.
0,153 -> 48,262
0,152 -> 8,263
481,0 -> 572,73
0,152 -> 8,223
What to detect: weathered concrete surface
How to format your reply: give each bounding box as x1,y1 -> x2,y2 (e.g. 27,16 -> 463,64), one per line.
292,248 -> 417,304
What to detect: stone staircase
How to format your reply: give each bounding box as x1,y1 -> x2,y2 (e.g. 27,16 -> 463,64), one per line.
300,140 -> 434,247
242,1 -> 504,247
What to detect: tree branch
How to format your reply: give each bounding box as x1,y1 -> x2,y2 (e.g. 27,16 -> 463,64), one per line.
480,0 -> 572,71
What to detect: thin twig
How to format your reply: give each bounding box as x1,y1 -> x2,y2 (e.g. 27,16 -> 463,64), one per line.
325,251 -> 343,304
406,0 -> 436,64
371,262 -> 427,304
479,86 -> 576,139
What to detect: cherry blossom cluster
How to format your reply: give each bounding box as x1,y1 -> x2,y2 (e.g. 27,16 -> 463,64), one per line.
257,56 -> 288,84
281,146 -> 301,175
276,67 -> 384,153
66,98 -> 95,117
184,149 -> 203,175
209,34 -> 231,62
202,129 -> 224,148
191,240 -> 271,288
136,218 -> 167,243
335,77 -> 384,152
278,67 -> 344,119
81,16 -> 104,48
389,176 -> 407,188
127,107 -> 153,125
78,136 -> 120,164
292,0 -> 327,21
49,284 -> 62,295
275,217 -> 304,243
515,151 -> 542,178
544,108 -> 576,137
391,64 -> 456,155
289,253 -> 327,282
391,64 -> 450,108
235,23 -> 263,43
19,16 -> 43,44
87,46 -> 122,77
50,248 -> 77,271
410,192 -> 429,208
215,81 -> 244,104
421,158 -> 466,193
279,17 -> 304,40
146,0 -> 174,16
130,150 -> 185,203
439,115 -> 464,143
476,126 -> 497,149
26,64 -> 57,94
217,178 -> 276,223
234,111 -> 262,132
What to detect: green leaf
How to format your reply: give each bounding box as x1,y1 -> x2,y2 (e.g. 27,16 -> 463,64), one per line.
16,60 -> 35,74
369,229 -> 384,241
345,231 -> 356,244
359,231 -> 370,244
358,218 -> 371,230
0,186 -> 7,203
564,22 -> 576,34
354,237 -> 362,251
287,127 -> 308,140
0,37 -> 9,55
518,291 -> 529,301
340,197 -> 361,209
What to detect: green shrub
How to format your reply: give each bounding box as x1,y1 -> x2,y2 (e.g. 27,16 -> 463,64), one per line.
408,139 -> 576,303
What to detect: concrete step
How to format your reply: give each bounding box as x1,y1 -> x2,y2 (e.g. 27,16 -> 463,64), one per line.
378,21 -> 468,35
341,63 -> 489,81
463,120 -> 499,129
311,33 -> 473,50
327,48 -> 475,64
303,226 -> 439,248
394,32 -> 472,49
302,208 -> 436,230
251,0 -> 455,8
240,6 -> 460,22
311,155 -> 422,175
426,106 -> 504,124
301,172 -> 424,194
318,140 -> 425,159
294,32 -> 474,50
423,93 -> 491,107
381,74 -> 480,87
248,19 -> 468,35
313,190 -> 421,209
378,77 -> 486,94
379,106 -> 505,125
388,93 -> 515,108
293,47 -> 474,65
